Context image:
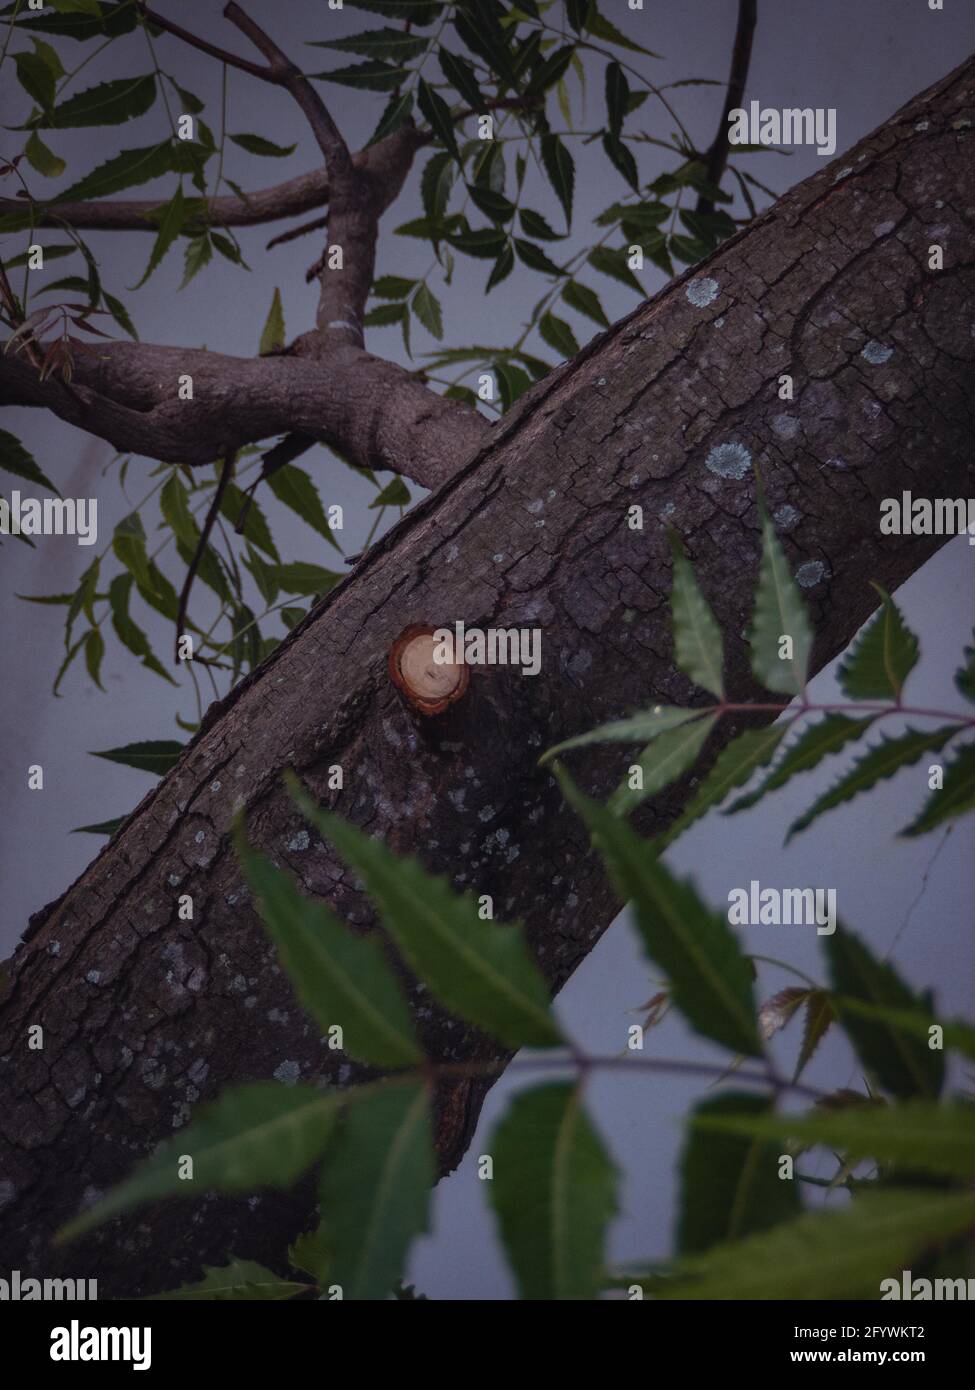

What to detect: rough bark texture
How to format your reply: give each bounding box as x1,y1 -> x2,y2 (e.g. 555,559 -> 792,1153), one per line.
1,57 -> 974,1298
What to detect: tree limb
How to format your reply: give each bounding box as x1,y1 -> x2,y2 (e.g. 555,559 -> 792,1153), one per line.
0,337 -> 490,489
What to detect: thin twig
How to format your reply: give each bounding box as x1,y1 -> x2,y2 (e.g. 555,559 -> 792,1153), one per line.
175,451 -> 235,664
696,0 -> 757,215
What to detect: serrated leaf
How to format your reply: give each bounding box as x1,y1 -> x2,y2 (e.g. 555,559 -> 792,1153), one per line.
749,493 -> 813,694
312,61 -> 405,92
696,1102 -> 975,1181
541,705 -> 700,762
516,238 -> 563,278
367,90 -> 413,146
489,1083 -> 618,1301
561,279 -> 608,328
289,780 -> 563,1050
420,151 -> 454,221
668,530 -> 724,698
311,26 -> 427,62
83,627 -> 104,690
235,835 -> 423,1068
660,722 -> 790,849
411,282 -> 443,338
438,47 -> 484,111
55,140 -> 174,202
521,208 -> 564,242
269,561 -> 340,597
587,245 -> 643,295
839,585 -> 919,700
795,989 -> 835,1080
319,1084 -> 433,1300
900,739 -> 975,837
58,1083 -> 341,1243
492,359 -> 531,411
826,927 -> 944,1100
468,183 -> 515,224
559,771 -> 761,1056
89,739 -> 183,774
107,574 -> 175,684
372,275 -> 416,300
266,464 -> 341,551
259,287 -> 286,354
24,129 -> 65,177
151,1259 -> 309,1301
656,1188 -> 975,1300
46,73 -> 156,128
678,1093 -> 800,1255
786,725 -> 961,841
416,77 -> 459,158
587,2 -> 660,57
608,714 -> 716,817
540,133 -> 574,228
726,714 -> 874,815
537,310 -> 578,359
133,184 -> 186,288
219,483 -> 278,560
0,428 -> 59,493
228,132 -> 297,158
180,233 -> 212,289
832,1000 -> 975,1063
368,476 -> 411,508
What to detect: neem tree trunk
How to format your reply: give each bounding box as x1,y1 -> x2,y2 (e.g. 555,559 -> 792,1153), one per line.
2,57 -> 974,1298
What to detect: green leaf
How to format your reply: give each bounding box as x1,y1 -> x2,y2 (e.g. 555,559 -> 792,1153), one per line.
24,129 -> 65,177
83,627 -> 104,690
561,279 -> 608,328
112,511 -> 151,588
786,725 -> 961,841
826,926 -> 944,1100
311,27 -> 427,62
4,0 -> 136,39
417,77 -> 460,159
839,584 -> 919,701
219,483 -> 279,560
558,771 -> 761,1056
516,238 -> 563,278
520,208 -> 564,243
180,233 -> 213,289
438,47 -> 484,111
89,739 -> 183,775
133,184 -> 187,287
411,282 -> 443,338
58,1083 -> 341,1243
832,1000 -> 975,1063
655,1188 -> 975,1300
368,476 -> 411,509
538,311 -> 578,359
266,464 -> 342,551
364,301 -> 409,328
492,359 -> 531,411
55,141 -> 174,202
104,290 -> 138,339
235,835 -> 423,1068
367,90 -> 413,146
586,2 -> 661,57
900,739 -> 975,837
678,1093 -> 801,1255
15,44 -> 59,111
540,133 -> 574,228
749,490 -> 813,694
319,1084 -> 434,1300
468,183 -> 515,224
107,574 -> 175,684
372,275 -> 416,300
608,714 -> 716,817
269,561 -> 341,597
0,428 -> 59,493
72,816 -> 126,837
259,287 -> 286,354
541,706 -> 701,763
696,1101 -> 975,1181
955,630 -> 975,705
46,74 -> 156,128
228,132 -> 297,158
446,225 -> 507,259
668,530 -> 724,698
795,989 -> 835,1080
604,60 -> 629,139
659,722 -> 790,850
587,245 -> 643,295
489,1083 -> 618,1301
726,714 -> 874,815
151,1260 -> 309,1302
312,61 -> 405,92
420,150 -> 454,222
289,780 -> 563,1050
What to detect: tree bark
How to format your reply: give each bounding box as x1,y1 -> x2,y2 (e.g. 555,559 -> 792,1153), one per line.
1,55 -> 973,1298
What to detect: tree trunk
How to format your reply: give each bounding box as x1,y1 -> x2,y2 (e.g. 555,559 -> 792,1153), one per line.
2,55 -> 973,1298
